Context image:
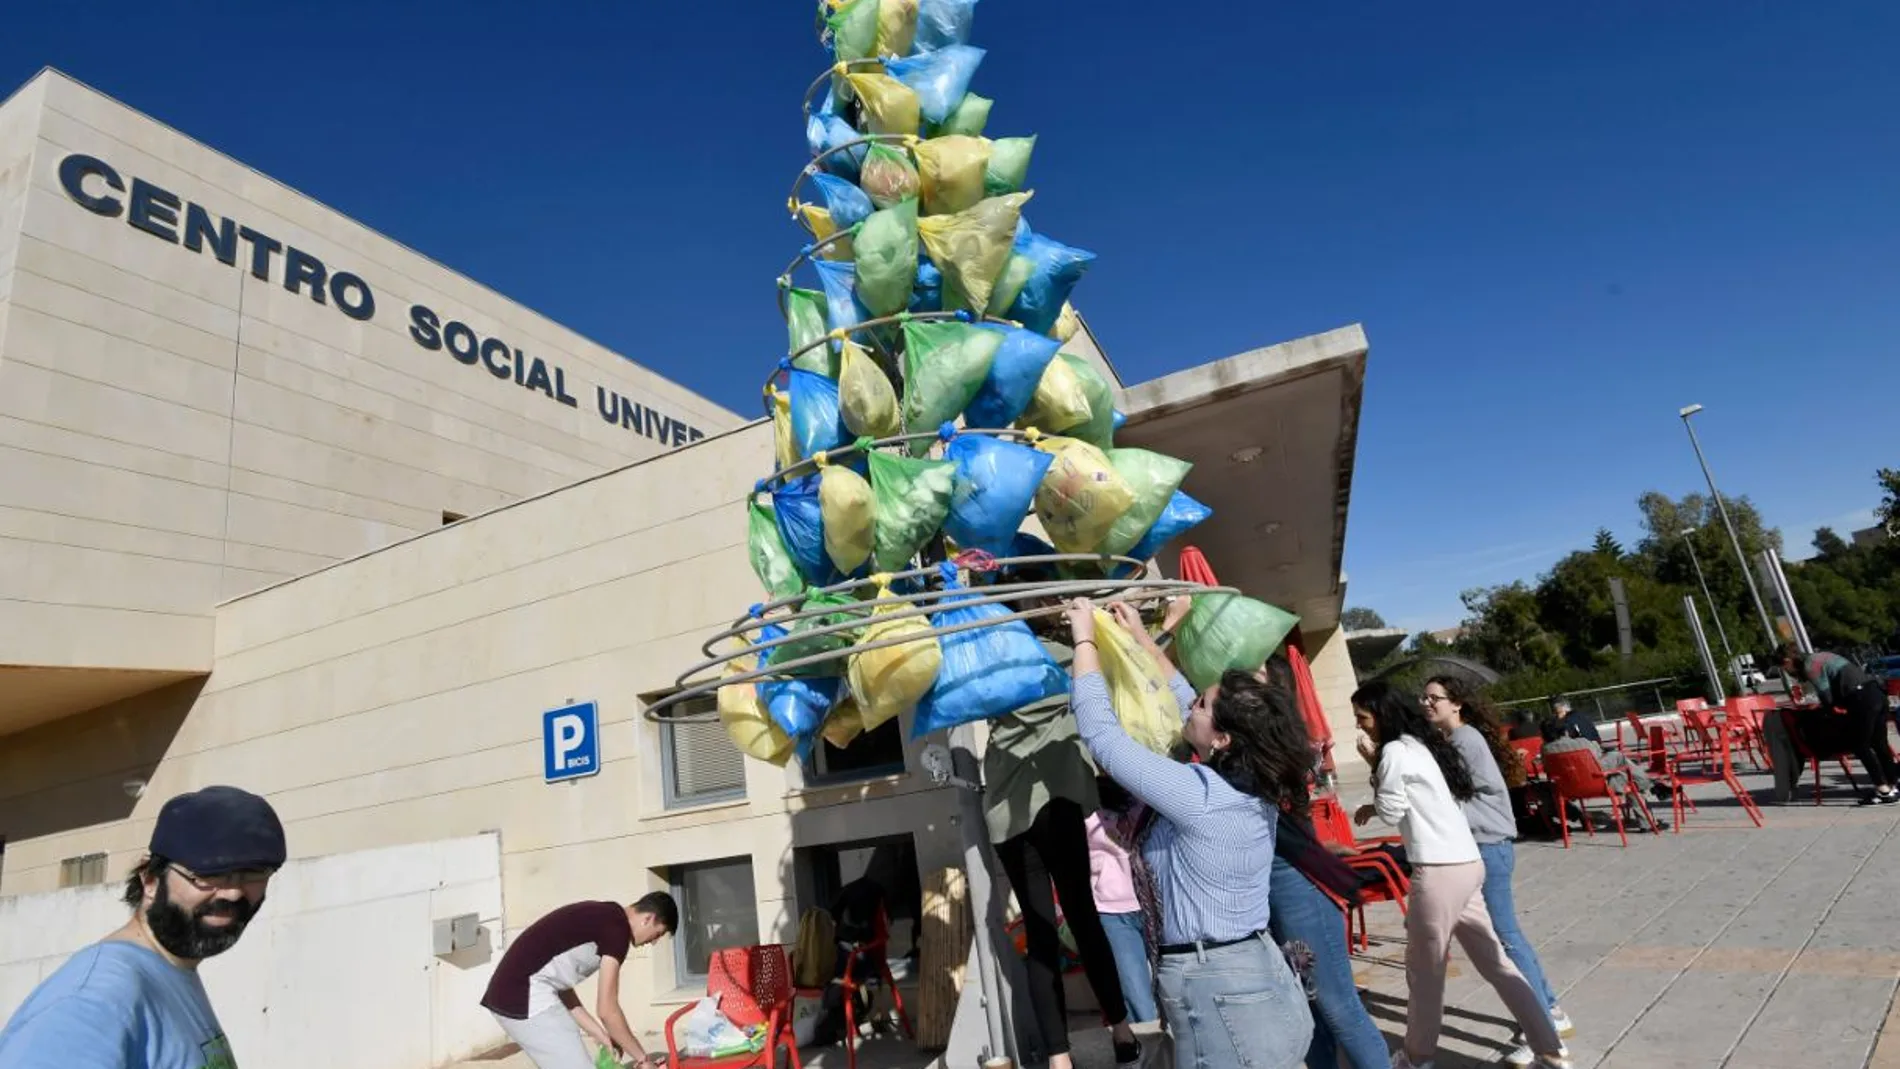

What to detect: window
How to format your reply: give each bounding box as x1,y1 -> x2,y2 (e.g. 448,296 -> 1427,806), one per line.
659,694 -> 747,808
670,857 -> 760,982
59,853 -> 107,888
805,716 -> 905,784
442,511 -> 467,525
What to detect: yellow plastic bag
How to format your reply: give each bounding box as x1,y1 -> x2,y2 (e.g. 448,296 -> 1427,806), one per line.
719,656 -> 795,766
816,453 -> 875,574
1032,434 -> 1135,554
796,204 -> 855,261
1018,357 -> 1092,433
914,135 -> 991,216
837,340 -> 900,437
917,192 -> 1031,315
848,591 -> 942,730
877,0 -> 918,56
1051,301 -> 1081,342
770,388 -> 797,471
1091,608 -> 1184,755
845,72 -> 921,136
822,692 -> 869,750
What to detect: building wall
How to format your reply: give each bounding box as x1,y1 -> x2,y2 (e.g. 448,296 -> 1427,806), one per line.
0,70 -> 737,680
1303,624 -> 1364,774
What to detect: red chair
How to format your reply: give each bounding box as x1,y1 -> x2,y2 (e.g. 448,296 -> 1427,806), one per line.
1543,747 -> 1662,848
1311,794 -> 1410,952
828,907 -> 912,1069
1779,707 -> 1862,805
1656,719 -> 1764,829
1509,736 -> 1545,777
1722,696 -> 1773,770
667,945 -> 800,1069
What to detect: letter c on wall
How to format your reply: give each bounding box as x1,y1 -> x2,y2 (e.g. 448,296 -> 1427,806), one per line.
58,154 -> 126,217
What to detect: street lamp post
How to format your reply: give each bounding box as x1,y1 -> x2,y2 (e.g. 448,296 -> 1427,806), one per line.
1680,526 -> 1734,666
1678,404 -> 1779,649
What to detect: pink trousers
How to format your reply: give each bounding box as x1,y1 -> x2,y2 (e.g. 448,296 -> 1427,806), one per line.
1404,860 -> 1563,1060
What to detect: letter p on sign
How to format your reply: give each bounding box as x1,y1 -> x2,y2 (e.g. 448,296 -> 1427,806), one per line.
542,701 -> 601,783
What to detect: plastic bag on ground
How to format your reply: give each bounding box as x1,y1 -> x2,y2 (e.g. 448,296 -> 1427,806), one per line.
854,199 -> 919,317
812,173 -> 874,230
901,319 -> 1001,446
913,570 -> 1066,737
1091,608 -> 1186,755
1032,434 -> 1135,554
1098,449 -> 1194,557
1018,355 -> 1092,434
845,72 -> 922,136
1056,353 -> 1116,448
789,368 -> 850,460
914,0 -> 978,52
1175,593 -> 1301,691
838,342 -> 901,437
868,449 -> 954,570
719,655 -> 795,766
786,288 -> 836,375
914,135 -> 992,216
965,325 -> 1060,429
984,135 -> 1036,196
1117,490 -> 1211,572
821,693 -> 869,750
943,433 -> 1052,555
849,589 -> 944,729
814,259 -> 873,339
886,45 -> 985,125
936,92 -> 991,137
773,475 -> 839,587
860,143 -> 920,209
807,112 -> 866,178
917,192 -> 1031,313
748,497 -> 805,600
1001,227 -> 1094,336
910,257 -> 942,312
817,455 -> 874,574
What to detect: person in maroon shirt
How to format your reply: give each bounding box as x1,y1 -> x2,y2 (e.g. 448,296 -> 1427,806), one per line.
482,893 -> 678,1069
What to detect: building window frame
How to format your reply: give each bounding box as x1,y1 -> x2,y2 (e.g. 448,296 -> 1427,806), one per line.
658,694 -> 748,810
802,716 -> 907,787
668,856 -> 760,986
58,852 -> 107,889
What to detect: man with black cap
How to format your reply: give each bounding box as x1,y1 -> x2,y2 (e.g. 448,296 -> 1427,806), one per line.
0,784 -> 286,1068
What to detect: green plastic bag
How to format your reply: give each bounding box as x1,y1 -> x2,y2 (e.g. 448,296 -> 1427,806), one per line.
984,135 -> 1036,196
915,135 -> 991,216
855,199 -> 919,317
748,498 -> 805,600
829,0 -> 878,62
817,456 -> 874,574
1097,448 -> 1193,557
767,591 -> 867,675
1058,352 -> 1117,448
595,1045 -> 620,1069
917,192 -> 1031,314
986,252 -> 1034,317
1175,593 -> 1301,691
838,344 -> 900,437
937,93 -> 992,137
868,450 -> 955,570
860,143 -> 920,210
901,319 -> 1002,449
786,288 -> 836,377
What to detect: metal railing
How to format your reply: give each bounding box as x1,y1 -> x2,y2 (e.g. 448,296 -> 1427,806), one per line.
1494,675 -> 1698,730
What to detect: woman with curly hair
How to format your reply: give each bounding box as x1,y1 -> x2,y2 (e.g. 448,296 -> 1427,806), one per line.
1065,598 -> 1314,1069
1351,681 -> 1569,1069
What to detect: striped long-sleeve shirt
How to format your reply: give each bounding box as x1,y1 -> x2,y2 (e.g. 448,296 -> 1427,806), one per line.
1071,670 -> 1278,946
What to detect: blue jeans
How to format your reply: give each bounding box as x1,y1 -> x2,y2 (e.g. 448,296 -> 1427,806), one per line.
1157,932 -> 1312,1069
1266,858 -> 1390,1069
1099,911 -> 1158,1023
1479,840 -> 1558,1010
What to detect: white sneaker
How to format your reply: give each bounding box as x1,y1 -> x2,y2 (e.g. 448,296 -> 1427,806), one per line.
1504,1043 -> 1571,1068
1550,1008 -> 1576,1037
1391,1051 -> 1434,1069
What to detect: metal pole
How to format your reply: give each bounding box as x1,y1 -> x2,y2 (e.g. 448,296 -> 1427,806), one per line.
948,725 -> 1011,1067
1679,408 -> 1779,649
1683,594 -> 1727,704
1680,531 -> 1734,666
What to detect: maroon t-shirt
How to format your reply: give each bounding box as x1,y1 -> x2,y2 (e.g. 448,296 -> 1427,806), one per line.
481,901 -> 634,1019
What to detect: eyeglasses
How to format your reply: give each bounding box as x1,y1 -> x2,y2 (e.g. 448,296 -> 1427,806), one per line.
168,864 -> 274,892
1420,693 -> 1451,706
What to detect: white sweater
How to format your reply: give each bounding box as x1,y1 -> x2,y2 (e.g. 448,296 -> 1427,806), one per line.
1373,735 -> 1481,864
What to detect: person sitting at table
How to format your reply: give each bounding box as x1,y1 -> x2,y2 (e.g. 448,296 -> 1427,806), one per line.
1550,698 -> 1601,745
1778,642 -> 1899,806
1539,720 -> 1669,830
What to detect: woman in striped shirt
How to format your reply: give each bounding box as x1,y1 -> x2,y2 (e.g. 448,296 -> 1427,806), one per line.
1065,598 -> 1315,1069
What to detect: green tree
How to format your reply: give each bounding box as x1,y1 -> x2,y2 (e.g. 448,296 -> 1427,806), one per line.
1458,582 -> 1562,674
1592,528 -> 1623,558
1878,468 -> 1900,536
1341,606 -> 1388,631
1812,526 -> 1850,559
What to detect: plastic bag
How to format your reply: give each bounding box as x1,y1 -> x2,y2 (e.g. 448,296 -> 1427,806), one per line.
1120,490 -> 1210,568
748,497 -> 805,600
943,433 -> 1052,554
984,135 -> 1036,196
1002,227 -> 1095,336
914,135 -> 991,216
917,192 -> 1031,313
773,475 -> 839,587
807,112 -> 866,178
855,198 -> 919,317
812,172 -> 874,230
936,92 -> 991,136
1019,356 -> 1092,433
845,72 -> 921,136
795,203 -> 854,262
886,45 -> 985,125
821,692 -> 869,750
1032,434 -> 1135,554
837,343 -> 900,438
758,637 -> 840,751
769,389 -> 797,471
910,256 -> 943,312
914,569 -> 1067,737
719,655 -> 795,766
814,259 -> 872,339
1098,449 -> 1193,556
817,455 -> 874,574
1057,353 -> 1117,448
966,325 -> 1060,428
901,319 -> 1001,445
985,251 -> 1033,317
828,0 -> 879,62
860,143 -> 920,209
789,368 -> 850,460
914,0 -> 978,52
877,0 -> 919,56
785,288 -> 836,375
868,449 -> 954,570
849,591 -> 944,729
677,997 -> 753,1059
1091,608 -> 1185,755
1051,301 -> 1080,342
1175,593 -> 1301,691
767,592 -> 865,674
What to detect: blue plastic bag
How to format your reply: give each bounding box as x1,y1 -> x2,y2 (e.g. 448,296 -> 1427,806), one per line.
943,434 -> 1052,555
1111,410 -> 1126,435
1116,490 -> 1212,575
788,369 -> 850,460
965,325 -> 1060,429
757,628 -> 839,755
814,259 -> 873,339
807,112 -> 866,179
913,570 -> 1067,737
1002,225 -> 1095,337
885,46 -> 985,126
910,257 -> 943,313
914,0 -> 978,53
773,474 -> 841,587
812,173 -> 874,230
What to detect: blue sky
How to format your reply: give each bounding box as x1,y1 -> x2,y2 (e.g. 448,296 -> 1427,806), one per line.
4,2 -> 1894,632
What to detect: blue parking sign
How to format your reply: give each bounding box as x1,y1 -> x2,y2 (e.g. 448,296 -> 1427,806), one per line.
543,701 -> 600,783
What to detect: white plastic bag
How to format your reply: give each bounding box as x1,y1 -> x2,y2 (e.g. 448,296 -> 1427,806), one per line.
677,995 -> 749,1058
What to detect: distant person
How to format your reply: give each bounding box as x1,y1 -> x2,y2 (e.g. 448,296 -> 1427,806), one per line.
1507,709 -> 1543,741
1539,721 -> 1668,830
1550,698 -> 1601,744
1779,642 -> 1899,805
480,893 -> 678,1069
0,785 -> 287,1069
